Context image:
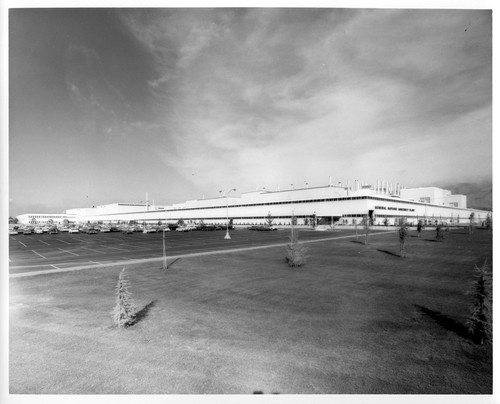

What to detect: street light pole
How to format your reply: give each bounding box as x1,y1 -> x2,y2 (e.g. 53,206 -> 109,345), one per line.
162,228 -> 167,270
221,188 -> 236,240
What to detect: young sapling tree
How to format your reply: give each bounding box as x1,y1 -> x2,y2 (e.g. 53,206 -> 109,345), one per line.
398,220 -> 409,258
417,219 -> 424,238
266,212 -> 274,227
485,212 -> 492,230
466,260 -> 492,345
285,213 -> 308,267
112,268 -> 137,328
436,223 -> 444,242
469,213 -> 475,235
362,215 -> 370,245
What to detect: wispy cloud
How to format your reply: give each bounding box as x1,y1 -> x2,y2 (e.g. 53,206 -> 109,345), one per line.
10,8 -> 491,215
121,9 -> 489,193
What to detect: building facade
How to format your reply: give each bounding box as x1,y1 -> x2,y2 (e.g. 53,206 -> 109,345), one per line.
32,184 -> 489,227
16,213 -> 77,226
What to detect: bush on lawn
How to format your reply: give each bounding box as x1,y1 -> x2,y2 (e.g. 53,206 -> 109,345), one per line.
417,219 -> 424,237
436,224 -> 445,242
285,218 -> 308,267
112,268 -> 137,328
485,212 -> 492,230
469,213 -> 475,235
266,212 -> 274,227
361,215 -> 370,245
466,260 -> 492,345
398,221 -> 409,258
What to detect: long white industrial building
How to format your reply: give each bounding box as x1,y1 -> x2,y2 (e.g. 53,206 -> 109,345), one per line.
17,181 -> 490,227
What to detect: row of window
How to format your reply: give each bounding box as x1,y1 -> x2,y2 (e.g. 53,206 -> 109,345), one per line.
116,204 -> 164,209
173,196 -> 372,212
343,213 -> 445,219
171,215 -> 318,221
29,215 -> 67,219
86,194 -> 474,220
168,194 -> 468,212
93,197 -> 365,217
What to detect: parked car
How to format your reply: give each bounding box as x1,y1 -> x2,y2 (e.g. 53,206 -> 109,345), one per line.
22,228 -> 33,235
9,229 -> 18,235
68,228 -> 79,233
122,228 -> 134,234
99,226 -> 111,233
253,225 -> 277,231
81,226 -> 98,234
34,227 -> 44,234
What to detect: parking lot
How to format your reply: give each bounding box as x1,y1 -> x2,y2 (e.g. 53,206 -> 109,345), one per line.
9,228 -> 359,275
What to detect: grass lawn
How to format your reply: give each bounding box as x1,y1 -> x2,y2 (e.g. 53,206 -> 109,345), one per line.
9,228 -> 492,394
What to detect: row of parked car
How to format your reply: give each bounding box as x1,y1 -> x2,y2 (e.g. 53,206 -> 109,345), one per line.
9,222 -> 187,236
247,225 -> 278,231
9,222 -> 276,236
120,224 -> 173,234
74,224 -> 175,234
8,224 -> 164,235
9,225 -> 64,235
175,224 -> 235,232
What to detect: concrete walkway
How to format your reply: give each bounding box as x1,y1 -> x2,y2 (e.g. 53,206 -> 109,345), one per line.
10,230 -> 395,278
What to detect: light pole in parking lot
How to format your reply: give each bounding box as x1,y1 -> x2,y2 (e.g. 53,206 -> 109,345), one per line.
162,228 -> 167,270
220,188 -> 236,240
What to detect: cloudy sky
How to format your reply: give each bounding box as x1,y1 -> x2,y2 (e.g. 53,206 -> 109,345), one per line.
8,7 -> 492,215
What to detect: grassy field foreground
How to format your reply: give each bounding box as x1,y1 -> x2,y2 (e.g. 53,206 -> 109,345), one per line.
9,228 -> 493,394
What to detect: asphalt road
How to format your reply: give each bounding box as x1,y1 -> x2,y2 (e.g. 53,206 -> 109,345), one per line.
9,228 -> 365,276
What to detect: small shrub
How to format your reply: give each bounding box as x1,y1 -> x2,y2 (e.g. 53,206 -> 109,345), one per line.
469,213 -> 475,235
285,221 -> 308,267
485,213 -> 492,230
361,215 -> 370,245
266,213 -> 274,227
436,224 -> 444,241
416,219 -> 424,237
285,242 -> 308,267
112,268 -> 137,328
466,260 -> 492,345
398,222 -> 408,258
